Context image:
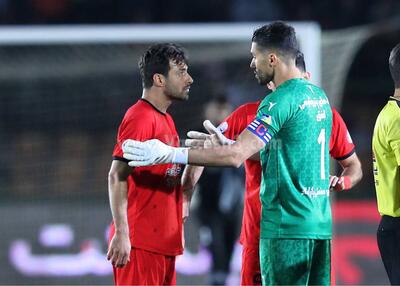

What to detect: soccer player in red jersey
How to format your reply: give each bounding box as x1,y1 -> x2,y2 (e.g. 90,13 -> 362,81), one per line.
183,52 -> 363,286
107,43 -> 193,285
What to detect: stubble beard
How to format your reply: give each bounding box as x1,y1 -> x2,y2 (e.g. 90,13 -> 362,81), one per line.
166,87 -> 189,101
257,70 -> 274,86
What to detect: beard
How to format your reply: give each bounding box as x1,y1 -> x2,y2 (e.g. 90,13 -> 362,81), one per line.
165,85 -> 190,101
256,70 -> 274,86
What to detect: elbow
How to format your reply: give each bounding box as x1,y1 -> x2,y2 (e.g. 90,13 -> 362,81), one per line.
357,165 -> 363,183
108,170 -> 117,186
232,160 -> 243,169
229,154 -> 244,168
108,169 -> 123,186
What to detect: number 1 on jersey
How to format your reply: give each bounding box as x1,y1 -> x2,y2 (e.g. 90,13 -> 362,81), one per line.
318,129 -> 326,180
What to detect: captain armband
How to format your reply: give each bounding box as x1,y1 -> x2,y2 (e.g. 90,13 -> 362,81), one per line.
246,118 -> 273,144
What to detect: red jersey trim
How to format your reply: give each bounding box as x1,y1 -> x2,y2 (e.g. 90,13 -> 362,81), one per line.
333,148 -> 356,161
112,156 -> 129,163
140,98 -> 166,116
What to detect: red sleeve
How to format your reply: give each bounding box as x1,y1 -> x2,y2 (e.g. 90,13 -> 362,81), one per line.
219,103 -> 258,140
112,107 -> 154,161
329,108 -> 356,160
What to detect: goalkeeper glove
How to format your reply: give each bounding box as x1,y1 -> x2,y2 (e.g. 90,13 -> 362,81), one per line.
185,120 -> 235,147
122,139 -> 188,167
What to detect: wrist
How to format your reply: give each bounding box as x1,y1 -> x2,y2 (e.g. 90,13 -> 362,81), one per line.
341,176 -> 352,190
172,147 -> 188,164
115,230 -> 129,238
334,175 -> 352,191
114,225 -> 129,235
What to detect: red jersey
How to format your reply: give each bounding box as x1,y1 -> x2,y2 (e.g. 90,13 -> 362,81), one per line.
221,103 -> 355,247
330,107 -> 355,160
111,99 -> 183,256
221,101 -> 262,247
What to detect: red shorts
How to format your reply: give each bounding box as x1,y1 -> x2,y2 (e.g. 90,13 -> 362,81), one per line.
241,245 -> 261,286
113,247 -> 176,286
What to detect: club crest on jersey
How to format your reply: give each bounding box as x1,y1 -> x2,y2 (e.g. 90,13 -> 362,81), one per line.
247,118 -> 272,144
165,164 -> 182,187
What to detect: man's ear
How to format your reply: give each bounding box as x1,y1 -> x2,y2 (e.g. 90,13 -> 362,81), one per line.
268,53 -> 278,67
153,73 -> 165,87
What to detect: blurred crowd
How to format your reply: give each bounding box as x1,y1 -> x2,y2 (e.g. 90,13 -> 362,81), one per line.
0,0 -> 399,29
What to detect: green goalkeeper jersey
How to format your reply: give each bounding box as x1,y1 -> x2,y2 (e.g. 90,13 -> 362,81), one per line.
247,78 -> 332,239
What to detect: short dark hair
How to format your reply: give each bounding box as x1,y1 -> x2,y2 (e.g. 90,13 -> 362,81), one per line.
389,43 -> 400,88
252,21 -> 299,61
295,51 -> 306,72
138,43 -> 188,89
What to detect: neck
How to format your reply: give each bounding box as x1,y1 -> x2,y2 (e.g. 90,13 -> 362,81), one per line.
142,88 -> 172,113
273,64 -> 303,87
393,89 -> 400,99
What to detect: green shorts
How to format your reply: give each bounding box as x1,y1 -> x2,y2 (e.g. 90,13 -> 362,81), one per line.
260,238 -> 331,285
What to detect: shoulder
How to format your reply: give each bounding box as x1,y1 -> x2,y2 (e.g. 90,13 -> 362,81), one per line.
331,107 -> 344,125
269,79 -> 310,102
232,101 -> 261,116
123,100 -> 154,122
386,102 -> 400,131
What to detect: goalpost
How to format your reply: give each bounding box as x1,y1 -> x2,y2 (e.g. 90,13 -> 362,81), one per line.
0,23 -> 321,83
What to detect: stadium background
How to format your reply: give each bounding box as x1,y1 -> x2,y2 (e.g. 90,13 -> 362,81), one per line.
0,0 -> 399,284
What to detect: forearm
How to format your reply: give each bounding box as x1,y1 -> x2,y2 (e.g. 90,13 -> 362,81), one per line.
188,144 -> 244,167
339,154 -> 363,187
108,176 -> 129,235
340,162 -> 363,187
181,165 -> 203,222
182,165 -> 204,192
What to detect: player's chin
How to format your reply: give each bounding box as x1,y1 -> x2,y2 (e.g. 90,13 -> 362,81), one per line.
175,92 -> 190,101
258,77 -> 269,86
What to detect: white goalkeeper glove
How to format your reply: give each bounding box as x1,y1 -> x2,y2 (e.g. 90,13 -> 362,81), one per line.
122,139 -> 188,167
185,120 -> 235,148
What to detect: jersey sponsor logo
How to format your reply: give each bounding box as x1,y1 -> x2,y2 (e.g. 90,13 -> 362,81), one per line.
165,164 -> 182,187
299,97 -> 329,110
268,102 -> 277,111
301,187 -> 330,198
247,118 -> 272,143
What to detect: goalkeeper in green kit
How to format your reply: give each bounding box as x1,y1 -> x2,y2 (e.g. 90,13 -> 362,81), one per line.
122,21 -> 332,285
